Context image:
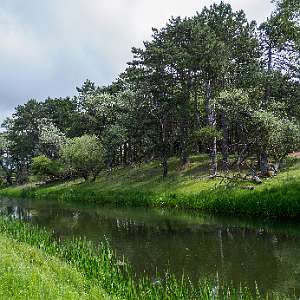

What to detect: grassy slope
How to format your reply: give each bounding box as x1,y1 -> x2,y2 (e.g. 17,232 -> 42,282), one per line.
1,155 -> 300,218
0,234 -> 108,300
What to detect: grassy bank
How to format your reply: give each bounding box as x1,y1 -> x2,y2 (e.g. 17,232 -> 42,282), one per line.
0,233 -> 108,300
0,217 -> 294,300
1,155 -> 300,219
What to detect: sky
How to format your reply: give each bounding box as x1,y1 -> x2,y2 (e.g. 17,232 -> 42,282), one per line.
0,0 -> 274,124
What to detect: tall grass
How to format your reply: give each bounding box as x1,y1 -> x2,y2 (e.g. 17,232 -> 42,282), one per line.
0,217 -> 292,300
0,234 -> 108,300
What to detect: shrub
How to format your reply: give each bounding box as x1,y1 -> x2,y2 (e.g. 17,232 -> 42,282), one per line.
192,126 -> 223,146
60,135 -> 104,181
31,156 -> 61,181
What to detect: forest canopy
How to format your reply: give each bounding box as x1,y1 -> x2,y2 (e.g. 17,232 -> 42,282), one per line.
1,0 -> 299,184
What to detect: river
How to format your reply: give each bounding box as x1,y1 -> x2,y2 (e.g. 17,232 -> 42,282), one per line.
0,197 -> 300,297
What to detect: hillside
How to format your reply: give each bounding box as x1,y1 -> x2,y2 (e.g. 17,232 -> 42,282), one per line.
1,155 -> 300,219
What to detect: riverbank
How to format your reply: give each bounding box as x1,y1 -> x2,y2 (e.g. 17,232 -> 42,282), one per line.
0,217 -> 293,300
0,233 -> 108,299
1,155 -> 300,219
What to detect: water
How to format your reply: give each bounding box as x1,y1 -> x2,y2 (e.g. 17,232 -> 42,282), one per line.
1,198 -> 300,297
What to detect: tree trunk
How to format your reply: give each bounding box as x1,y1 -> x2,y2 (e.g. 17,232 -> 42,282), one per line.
118,145 -> 122,165
123,142 -> 128,165
16,164 -> 28,185
179,82 -> 191,168
160,119 -> 169,178
221,112 -> 229,172
194,88 -> 202,153
210,137 -> 218,176
258,44 -> 273,174
128,141 -> 133,165
236,144 -> 248,171
205,80 -> 217,177
107,156 -> 113,174
6,175 -> 13,186
162,153 -> 168,178
259,150 -> 269,176
179,115 -> 189,167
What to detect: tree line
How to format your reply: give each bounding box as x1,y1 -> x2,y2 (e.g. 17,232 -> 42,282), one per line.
1,0 -> 299,184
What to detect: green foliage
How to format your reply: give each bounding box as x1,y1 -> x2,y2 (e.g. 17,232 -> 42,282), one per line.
31,156 -> 61,181
217,89 -> 252,117
260,0 -> 300,76
252,111 -> 300,160
102,125 -> 127,167
216,88 -> 300,165
193,126 -> 223,146
42,97 -> 81,137
1,1 -> 300,180
60,135 -> 104,181
0,133 -> 14,185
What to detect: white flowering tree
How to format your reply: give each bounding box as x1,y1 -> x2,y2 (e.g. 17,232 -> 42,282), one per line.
38,119 -> 66,159
0,133 -> 14,185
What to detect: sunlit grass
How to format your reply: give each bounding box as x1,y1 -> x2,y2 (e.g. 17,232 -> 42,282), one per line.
1,155 -> 299,219
0,233 -> 108,300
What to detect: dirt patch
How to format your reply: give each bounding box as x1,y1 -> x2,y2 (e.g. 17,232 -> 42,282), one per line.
289,152 -> 300,158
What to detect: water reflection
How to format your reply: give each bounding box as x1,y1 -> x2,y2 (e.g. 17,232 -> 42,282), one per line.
0,198 -> 300,297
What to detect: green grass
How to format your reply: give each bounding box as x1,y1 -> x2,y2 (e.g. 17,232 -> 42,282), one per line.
1,155 -> 300,219
0,217 -> 293,300
0,233 -> 108,300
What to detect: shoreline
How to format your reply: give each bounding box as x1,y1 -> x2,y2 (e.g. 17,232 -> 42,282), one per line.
1,159 -> 299,219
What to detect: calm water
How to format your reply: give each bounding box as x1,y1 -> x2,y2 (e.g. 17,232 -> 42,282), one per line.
1,198 -> 300,296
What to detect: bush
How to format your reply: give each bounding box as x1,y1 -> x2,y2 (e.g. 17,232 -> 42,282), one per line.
192,126 -> 223,146
31,156 -> 61,181
60,135 -> 104,181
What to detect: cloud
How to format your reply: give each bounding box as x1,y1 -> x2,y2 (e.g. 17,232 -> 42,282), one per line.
0,0 -> 274,125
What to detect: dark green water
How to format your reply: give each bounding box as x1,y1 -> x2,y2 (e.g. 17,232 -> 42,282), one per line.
1,198 -> 300,297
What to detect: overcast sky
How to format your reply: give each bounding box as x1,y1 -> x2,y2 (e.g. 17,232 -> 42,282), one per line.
0,0 -> 274,124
